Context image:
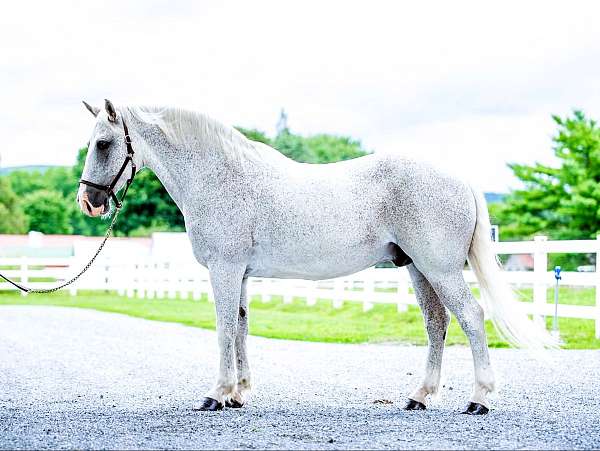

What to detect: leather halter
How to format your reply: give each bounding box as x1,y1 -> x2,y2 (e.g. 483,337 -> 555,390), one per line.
79,118 -> 137,210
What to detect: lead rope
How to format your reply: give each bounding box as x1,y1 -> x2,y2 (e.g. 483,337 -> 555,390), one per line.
0,207 -> 121,294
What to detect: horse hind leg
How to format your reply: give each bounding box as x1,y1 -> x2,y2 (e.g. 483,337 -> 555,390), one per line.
426,269 -> 495,415
404,264 -> 450,411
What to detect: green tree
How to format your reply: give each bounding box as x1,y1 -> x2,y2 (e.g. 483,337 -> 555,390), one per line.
0,178 -> 28,234
6,170 -> 47,197
116,169 -> 185,236
21,190 -> 73,234
235,127 -> 272,145
493,111 -> 600,241
304,134 -> 368,163
238,121 -> 369,164
492,111 -> 600,269
273,130 -> 317,162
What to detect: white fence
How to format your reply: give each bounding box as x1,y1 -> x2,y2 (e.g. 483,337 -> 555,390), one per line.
1,234 -> 599,338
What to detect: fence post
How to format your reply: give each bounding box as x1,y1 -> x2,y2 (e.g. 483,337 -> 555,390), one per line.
596,236 -> 600,339
363,277 -> 374,312
69,255 -> 78,296
20,256 -> 28,297
283,280 -> 293,304
533,235 -> 548,327
126,262 -> 135,298
332,278 -> 344,309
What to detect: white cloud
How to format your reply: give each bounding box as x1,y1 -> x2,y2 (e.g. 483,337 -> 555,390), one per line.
1,0 -> 600,191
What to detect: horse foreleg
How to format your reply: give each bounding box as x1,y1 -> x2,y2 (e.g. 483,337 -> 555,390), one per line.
196,263 -> 246,411
227,277 -> 251,408
405,264 -> 450,410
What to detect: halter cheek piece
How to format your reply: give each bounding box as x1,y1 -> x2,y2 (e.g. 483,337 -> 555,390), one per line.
79,118 -> 137,210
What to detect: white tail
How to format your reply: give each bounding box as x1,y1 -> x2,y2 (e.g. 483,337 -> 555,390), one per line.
468,187 -> 558,349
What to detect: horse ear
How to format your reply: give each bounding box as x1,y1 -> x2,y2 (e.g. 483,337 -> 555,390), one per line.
104,99 -> 117,122
82,100 -> 100,117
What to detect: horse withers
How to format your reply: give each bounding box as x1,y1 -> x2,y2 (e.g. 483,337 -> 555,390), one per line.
78,100 -> 556,414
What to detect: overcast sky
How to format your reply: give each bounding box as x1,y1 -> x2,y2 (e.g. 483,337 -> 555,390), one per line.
1,0 -> 599,191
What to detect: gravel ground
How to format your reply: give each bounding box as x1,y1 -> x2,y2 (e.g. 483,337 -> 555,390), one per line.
0,305 -> 599,450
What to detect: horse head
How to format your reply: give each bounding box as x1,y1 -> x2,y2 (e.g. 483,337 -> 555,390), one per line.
78,99 -> 137,217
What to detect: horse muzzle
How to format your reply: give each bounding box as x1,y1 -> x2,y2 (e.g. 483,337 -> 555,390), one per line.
78,188 -> 108,217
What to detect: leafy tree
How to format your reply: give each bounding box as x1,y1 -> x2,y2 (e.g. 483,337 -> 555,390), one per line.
238,120 -> 370,164
6,170 -> 47,197
0,178 -> 28,234
21,189 -> 73,234
304,134 -> 368,163
492,111 -> 600,269
273,130 -> 317,162
116,169 -> 185,236
235,127 -> 271,145
493,111 -> 600,241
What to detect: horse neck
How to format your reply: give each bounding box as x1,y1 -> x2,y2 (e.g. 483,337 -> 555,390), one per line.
133,120 -> 258,212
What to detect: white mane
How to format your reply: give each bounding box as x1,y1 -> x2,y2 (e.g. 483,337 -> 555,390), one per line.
124,105 -> 270,166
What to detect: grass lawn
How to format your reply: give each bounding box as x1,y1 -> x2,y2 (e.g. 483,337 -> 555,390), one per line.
0,287 -> 598,349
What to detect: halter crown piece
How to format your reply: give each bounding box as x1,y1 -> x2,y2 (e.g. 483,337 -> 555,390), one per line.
0,116 -> 136,293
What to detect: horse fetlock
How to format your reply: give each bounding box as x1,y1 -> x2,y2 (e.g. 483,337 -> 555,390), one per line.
205,378 -> 237,404
409,386 -> 432,405
475,366 -> 496,393
470,382 -> 494,408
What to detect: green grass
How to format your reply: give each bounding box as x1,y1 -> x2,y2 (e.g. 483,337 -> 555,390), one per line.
0,288 -> 598,349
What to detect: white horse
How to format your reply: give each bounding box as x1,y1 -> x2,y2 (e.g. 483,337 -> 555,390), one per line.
78,100 -> 555,415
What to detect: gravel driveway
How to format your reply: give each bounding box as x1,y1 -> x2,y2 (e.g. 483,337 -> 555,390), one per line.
1,305 -> 599,449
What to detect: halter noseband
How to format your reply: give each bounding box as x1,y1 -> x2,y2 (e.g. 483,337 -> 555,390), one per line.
79,118 -> 137,210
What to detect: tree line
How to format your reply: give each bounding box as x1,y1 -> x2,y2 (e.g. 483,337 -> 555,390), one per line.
0,125 -> 369,236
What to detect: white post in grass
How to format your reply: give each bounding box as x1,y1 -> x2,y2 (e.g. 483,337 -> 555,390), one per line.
363,277 -> 374,312
533,235 -> 548,328
595,236 -> 600,339
332,278 -> 344,309
126,262 -> 135,298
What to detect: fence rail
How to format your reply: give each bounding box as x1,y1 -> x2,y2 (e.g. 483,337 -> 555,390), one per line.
1,234 -> 599,338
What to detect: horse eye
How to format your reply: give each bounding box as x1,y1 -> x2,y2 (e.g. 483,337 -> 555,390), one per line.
96,140 -> 110,150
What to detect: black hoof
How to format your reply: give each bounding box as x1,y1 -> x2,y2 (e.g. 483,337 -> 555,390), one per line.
225,399 -> 244,408
193,397 -> 223,411
404,399 -> 427,411
462,402 -> 489,415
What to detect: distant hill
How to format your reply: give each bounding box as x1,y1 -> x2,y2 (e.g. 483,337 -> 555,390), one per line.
484,192 -> 505,204
0,165 -> 66,175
